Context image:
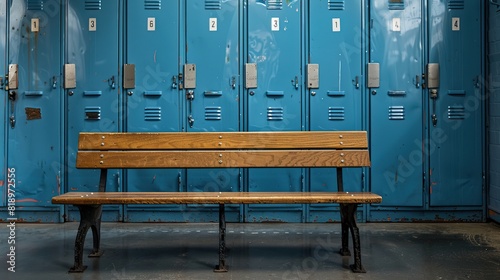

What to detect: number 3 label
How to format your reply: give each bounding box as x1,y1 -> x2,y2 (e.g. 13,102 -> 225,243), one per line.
89,18 -> 96,32
452,17 -> 460,31
209,18 -> 217,31
148,18 -> 155,31
271,17 -> 279,31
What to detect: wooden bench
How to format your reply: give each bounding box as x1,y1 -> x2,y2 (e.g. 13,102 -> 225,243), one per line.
52,131 -> 381,273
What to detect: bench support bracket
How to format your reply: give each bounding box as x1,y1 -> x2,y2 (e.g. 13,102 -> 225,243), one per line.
69,204 -> 103,273
340,203 -> 365,273
214,203 -> 228,272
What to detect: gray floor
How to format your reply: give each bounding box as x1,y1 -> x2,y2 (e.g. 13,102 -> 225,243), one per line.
1,222 -> 499,280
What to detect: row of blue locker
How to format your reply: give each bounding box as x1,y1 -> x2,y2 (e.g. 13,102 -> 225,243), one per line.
0,0 -> 485,222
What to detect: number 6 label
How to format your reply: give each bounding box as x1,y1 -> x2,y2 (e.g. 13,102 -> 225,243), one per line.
148,18 -> 155,31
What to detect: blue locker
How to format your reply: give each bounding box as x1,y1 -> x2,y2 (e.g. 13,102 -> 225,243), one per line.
308,0 -> 364,221
184,0 -> 241,221
369,0 -> 424,207
124,0 -> 183,221
246,0 -> 303,222
6,0 -> 62,208
0,0 -> 5,207
427,0 -> 483,206
65,0 -> 121,220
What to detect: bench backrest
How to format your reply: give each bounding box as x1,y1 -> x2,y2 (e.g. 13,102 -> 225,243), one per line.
76,131 -> 370,169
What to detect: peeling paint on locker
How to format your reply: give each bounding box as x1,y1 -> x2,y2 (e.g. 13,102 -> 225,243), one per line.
7,0 -> 62,207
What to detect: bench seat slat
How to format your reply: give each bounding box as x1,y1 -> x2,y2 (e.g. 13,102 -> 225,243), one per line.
76,150 -> 370,168
78,131 -> 368,150
52,192 -> 382,205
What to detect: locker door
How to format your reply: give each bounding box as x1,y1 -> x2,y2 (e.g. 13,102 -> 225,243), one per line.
308,0 -> 363,221
246,0 -> 303,222
124,0 -> 182,221
184,0 -> 241,220
7,0 -> 61,207
0,0 -> 5,207
428,0 -> 483,206
369,0 -> 424,207
66,0 -> 120,220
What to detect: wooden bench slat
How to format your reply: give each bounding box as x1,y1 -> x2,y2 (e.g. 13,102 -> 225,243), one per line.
52,192 -> 382,205
78,131 -> 368,150
76,150 -> 370,168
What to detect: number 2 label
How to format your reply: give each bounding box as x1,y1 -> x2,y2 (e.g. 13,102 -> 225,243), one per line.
209,18 -> 217,31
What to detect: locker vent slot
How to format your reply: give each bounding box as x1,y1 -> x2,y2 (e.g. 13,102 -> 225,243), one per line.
145,0 -> 161,10
328,1 -> 345,10
329,107 -> 345,121
85,107 -> 101,120
27,0 -> 44,10
388,0 -> 405,10
448,106 -> 465,120
388,106 -> 405,120
205,106 -> 222,121
145,107 -> 161,121
267,107 -> 284,121
205,0 -> 221,10
85,0 -> 102,10
448,0 -> 465,10
267,0 -> 283,10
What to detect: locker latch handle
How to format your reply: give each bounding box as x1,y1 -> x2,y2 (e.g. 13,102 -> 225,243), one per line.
52,76 -> 58,89
108,76 -> 116,89
415,75 -> 420,88
172,75 -> 177,89
291,76 -> 299,89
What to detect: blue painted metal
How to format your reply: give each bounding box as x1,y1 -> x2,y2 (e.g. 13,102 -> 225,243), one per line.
489,0 -> 500,222
7,0 -> 62,207
369,0 -> 424,207
427,0 -> 483,207
307,0 -> 364,222
0,0 -> 6,207
246,0 -> 304,222
184,0 -> 241,221
65,0 -> 121,220
123,0 -> 183,220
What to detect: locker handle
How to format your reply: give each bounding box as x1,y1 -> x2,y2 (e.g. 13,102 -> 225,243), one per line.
415,75 -> 420,88
327,91 -> 345,96
24,91 -> 43,96
144,91 -> 162,96
204,91 -> 222,96
84,91 -> 102,96
266,91 -> 284,96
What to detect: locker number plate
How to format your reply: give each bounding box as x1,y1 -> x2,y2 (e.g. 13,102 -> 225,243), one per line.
148,18 -> 155,31
271,17 -> 279,31
31,18 -> 39,32
209,18 -> 217,31
392,18 -> 401,32
332,18 -> 340,32
452,17 -> 460,31
89,18 -> 96,31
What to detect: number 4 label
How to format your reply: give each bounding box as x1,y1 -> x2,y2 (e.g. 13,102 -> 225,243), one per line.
452,17 -> 460,31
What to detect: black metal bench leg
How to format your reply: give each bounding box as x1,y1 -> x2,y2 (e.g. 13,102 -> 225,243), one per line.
345,204 -> 366,273
339,204 -> 351,256
214,203 -> 228,272
69,205 -> 103,273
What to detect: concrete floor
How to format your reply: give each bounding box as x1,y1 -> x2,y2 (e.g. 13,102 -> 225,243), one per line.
1,222 -> 499,280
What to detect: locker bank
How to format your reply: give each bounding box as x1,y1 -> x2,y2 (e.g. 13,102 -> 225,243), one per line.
1,1 -> 500,279
1,0 -> 497,223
